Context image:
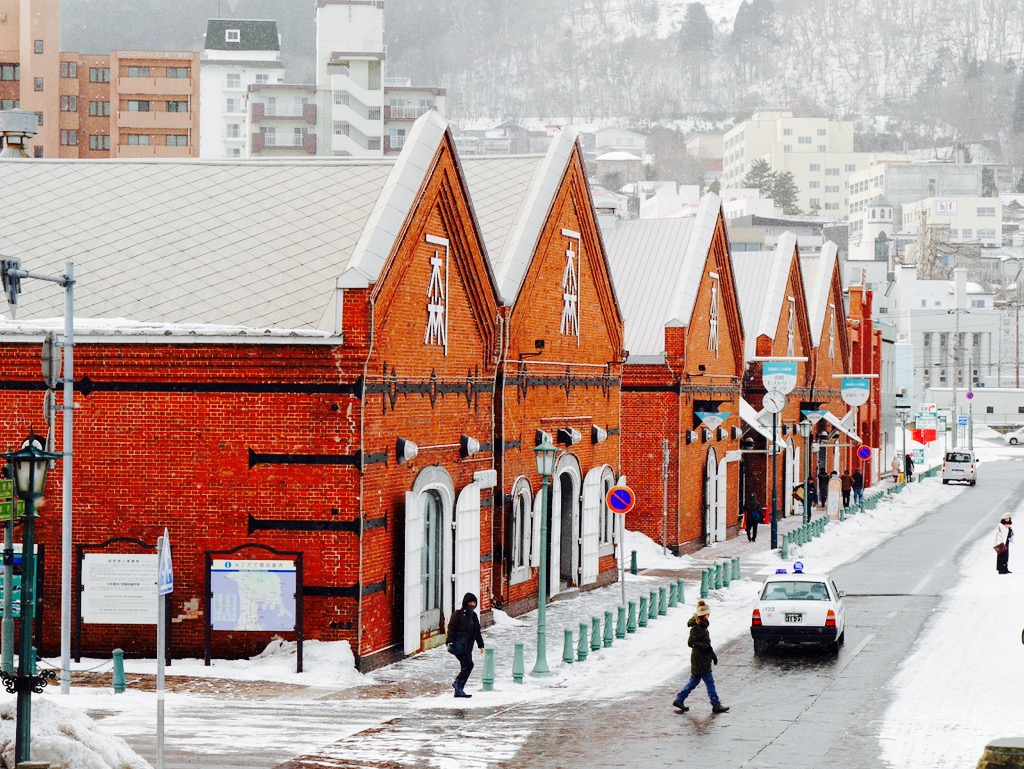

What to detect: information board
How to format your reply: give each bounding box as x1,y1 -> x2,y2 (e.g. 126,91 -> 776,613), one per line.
210,559 -> 297,632
82,553 -> 159,624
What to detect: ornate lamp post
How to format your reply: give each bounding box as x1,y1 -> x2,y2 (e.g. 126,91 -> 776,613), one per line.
531,435 -> 557,677
2,431 -> 60,765
797,421 -> 813,524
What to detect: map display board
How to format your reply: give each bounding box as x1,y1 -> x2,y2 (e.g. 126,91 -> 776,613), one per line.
82,553 -> 158,624
210,559 -> 296,632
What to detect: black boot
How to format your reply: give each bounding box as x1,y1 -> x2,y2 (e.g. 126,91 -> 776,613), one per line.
712,703 -> 730,713
454,681 -> 472,698
672,698 -> 688,712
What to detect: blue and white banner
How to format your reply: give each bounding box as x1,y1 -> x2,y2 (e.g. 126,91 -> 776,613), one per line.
696,411 -> 731,431
762,361 -> 798,394
841,377 -> 870,407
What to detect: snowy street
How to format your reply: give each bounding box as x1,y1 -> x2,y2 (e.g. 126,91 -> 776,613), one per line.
14,433 -> 1024,769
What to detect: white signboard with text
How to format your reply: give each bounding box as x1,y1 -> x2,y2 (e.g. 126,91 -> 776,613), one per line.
82,553 -> 158,624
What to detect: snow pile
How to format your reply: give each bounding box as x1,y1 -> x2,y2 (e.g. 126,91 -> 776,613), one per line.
621,527 -> 696,570
490,609 -> 524,627
0,697 -> 151,769
879,496 -> 1024,768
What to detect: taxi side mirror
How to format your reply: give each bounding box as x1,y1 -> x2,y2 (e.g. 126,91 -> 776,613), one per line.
838,591 -> 847,598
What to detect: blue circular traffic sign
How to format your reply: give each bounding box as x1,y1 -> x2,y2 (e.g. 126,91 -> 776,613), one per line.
606,485 -> 636,514
966,391 -> 974,400
857,446 -> 872,461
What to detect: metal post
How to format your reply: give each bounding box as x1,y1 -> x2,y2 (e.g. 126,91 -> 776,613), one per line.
661,438 -> 669,557
802,432 -> 810,525
771,411 -> 779,549
60,262 -> 74,696
512,642 -> 525,681
482,647 -> 496,689
562,629 -> 574,665
531,473 -> 551,676
14,495 -> 36,764
602,610 -> 613,647
2,496 -> 13,675
576,625 -> 588,662
618,513 -> 625,607
156,535 -> 166,769
952,308 -> 960,449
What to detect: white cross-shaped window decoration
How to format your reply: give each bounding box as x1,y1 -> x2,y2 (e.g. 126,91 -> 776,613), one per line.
708,275 -> 720,356
560,228 -> 582,344
828,306 -> 836,360
424,234 -> 449,355
786,303 -> 795,357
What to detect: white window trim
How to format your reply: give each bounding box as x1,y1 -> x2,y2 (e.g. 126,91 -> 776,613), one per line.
225,29 -> 241,43
509,477 -> 533,586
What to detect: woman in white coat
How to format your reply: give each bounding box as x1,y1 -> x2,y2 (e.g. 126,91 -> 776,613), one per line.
995,515 -> 1013,574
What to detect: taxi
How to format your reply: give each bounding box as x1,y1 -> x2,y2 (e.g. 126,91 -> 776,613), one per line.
750,563 -> 846,656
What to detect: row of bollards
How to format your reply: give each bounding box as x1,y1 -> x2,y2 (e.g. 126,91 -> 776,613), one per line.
780,517 -> 829,559
699,557 -> 741,599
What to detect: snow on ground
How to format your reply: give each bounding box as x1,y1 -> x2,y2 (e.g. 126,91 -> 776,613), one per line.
879,496 -> 1024,768
0,697 -> 150,769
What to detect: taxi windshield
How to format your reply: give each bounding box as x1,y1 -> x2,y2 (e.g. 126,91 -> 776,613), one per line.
760,581 -> 830,601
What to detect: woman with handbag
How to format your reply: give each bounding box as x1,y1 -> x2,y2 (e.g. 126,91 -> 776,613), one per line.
446,592 -> 485,697
995,516 -> 1013,574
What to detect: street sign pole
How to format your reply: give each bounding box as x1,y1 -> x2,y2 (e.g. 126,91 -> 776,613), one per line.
156,529 -> 173,769
606,485 -> 636,607
1,477 -> 12,675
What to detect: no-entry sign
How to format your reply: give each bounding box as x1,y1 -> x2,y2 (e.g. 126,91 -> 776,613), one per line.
606,485 -> 636,514
857,446 -> 872,461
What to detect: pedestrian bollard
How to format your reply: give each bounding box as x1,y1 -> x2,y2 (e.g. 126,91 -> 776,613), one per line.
603,610 -> 614,648
699,569 -> 709,599
562,629 -> 575,665
781,534 -> 789,560
577,624 -> 589,662
591,616 -> 602,651
722,562 -> 731,587
658,586 -> 668,615
482,647 -> 496,691
512,642 -> 525,683
648,590 -> 658,620
732,557 -> 741,581
616,605 -> 626,639
630,549 -> 638,575
677,578 -> 686,604
668,582 -> 678,608
627,600 -> 637,633
112,648 -> 126,694
839,505 -> 846,522
715,563 -> 724,590
638,595 -> 649,627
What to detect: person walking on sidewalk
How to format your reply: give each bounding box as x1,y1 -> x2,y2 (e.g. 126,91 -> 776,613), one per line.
840,470 -> 854,508
904,451 -> 914,482
995,515 -> 1014,574
817,464 -> 829,508
447,592 -> 485,698
826,471 -> 842,518
807,477 -> 818,508
891,455 -> 901,483
852,468 -> 864,505
673,601 -> 728,714
743,494 -> 763,542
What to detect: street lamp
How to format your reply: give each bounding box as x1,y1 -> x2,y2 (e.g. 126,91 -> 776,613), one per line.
531,434 -> 557,677
2,431 -> 60,765
796,421 -> 813,524
895,405 -> 911,482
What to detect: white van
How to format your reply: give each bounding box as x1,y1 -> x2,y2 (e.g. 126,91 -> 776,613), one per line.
942,450 -> 977,485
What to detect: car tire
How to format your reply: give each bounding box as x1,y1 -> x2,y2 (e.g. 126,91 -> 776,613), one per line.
942,479 -> 948,484
753,639 -> 769,657
837,630 -> 845,646
828,636 -> 842,654
970,480 -> 976,486
1011,438 -> 1019,445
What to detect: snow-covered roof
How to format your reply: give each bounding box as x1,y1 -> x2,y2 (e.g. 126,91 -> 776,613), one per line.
462,129 -> 580,303
595,151 -> 642,162
0,111 -> 449,335
732,231 -> 797,361
603,193 -> 720,358
800,241 -> 838,347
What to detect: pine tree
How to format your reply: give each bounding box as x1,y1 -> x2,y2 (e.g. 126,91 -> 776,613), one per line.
1013,73 -> 1024,135
741,158 -> 775,196
770,171 -> 801,214
678,3 -> 714,55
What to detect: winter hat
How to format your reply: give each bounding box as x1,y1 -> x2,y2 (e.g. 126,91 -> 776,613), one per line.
694,601 -> 710,617
462,592 -> 478,609
1001,515 -> 1013,525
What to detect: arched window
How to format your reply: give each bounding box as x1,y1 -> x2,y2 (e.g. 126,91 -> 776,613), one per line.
509,478 -> 532,584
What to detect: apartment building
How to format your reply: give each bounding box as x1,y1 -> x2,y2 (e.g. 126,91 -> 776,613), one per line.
248,83 -> 317,156
902,197 -> 1003,248
200,19 -> 285,159
722,111 -> 901,218
0,0 -> 60,156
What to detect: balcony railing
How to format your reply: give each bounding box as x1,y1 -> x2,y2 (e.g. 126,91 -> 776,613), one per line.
385,105 -> 431,121
251,102 -> 317,124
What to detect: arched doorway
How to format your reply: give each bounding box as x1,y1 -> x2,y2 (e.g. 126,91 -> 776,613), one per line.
404,466 -> 455,654
704,448 -> 718,545
550,454 -> 581,595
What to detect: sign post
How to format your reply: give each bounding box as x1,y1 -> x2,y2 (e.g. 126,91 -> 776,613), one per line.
607,484 -> 635,607
156,529 -> 173,769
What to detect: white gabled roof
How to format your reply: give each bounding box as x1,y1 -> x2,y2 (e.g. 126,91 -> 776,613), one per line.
0,111 -> 450,334
603,193 -> 721,358
462,129 -> 579,303
800,241 -> 839,347
732,231 -> 798,361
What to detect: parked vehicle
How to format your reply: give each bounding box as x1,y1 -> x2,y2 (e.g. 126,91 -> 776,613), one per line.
942,450 -> 977,485
1003,427 -> 1024,445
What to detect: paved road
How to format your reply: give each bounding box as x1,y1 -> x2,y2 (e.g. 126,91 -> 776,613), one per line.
277,463 -> 1019,769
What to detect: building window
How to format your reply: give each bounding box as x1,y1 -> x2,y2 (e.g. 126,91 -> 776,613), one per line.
60,129 -> 78,146
127,67 -> 151,78
809,163 -> 820,172
255,73 -> 269,84
166,67 -> 189,79
1018,406 -> 1024,414
60,61 -> 77,78
126,134 -> 150,145
225,29 -> 241,43
798,136 -> 811,144
510,484 -> 532,577
225,123 -> 240,139
783,144 -> 792,152
979,228 -> 996,240
88,101 -> 111,116
33,146 -> 42,158
225,73 -> 241,89
963,228 -> 973,239
0,100 -> 18,110
33,77 -> 43,91
89,67 -> 110,83
368,137 -> 381,150
333,91 -> 349,106
809,197 -> 820,207
783,128 -> 792,135
986,406 -> 994,414
368,106 -> 381,120
333,120 -> 349,136
817,128 -> 827,136
826,185 -> 839,193
225,98 -> 242,114
228,147 -> 241,158
825,202 -> 840,210
826,167 -> 839,176
977,206 -> 996,217
166,135 -> 188,146
88,134 -> 110,151
166,101 -> 188,113
845,164 -> 856,172
809,181 -> 820,188
127,100 -> 150,112
34,112 -> 42,126
34,40 -> 43,54
60,96 -> 78,112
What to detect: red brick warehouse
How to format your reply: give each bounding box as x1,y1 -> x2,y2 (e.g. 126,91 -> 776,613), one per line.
606,195 -> 746,553
461,130 -> 625,615
0,112 -> 504,670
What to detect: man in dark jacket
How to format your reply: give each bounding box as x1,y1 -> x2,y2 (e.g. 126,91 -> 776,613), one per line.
672,601 -> 729,713
840,470 -> 854,508
743,494 -> 762,542
851,468 -> 864,505
817,464 -> 829,509
446,592 -> 485,698
904,452 -> 914,481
